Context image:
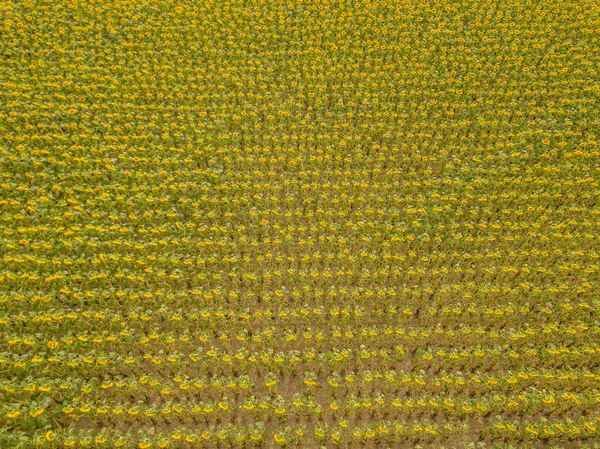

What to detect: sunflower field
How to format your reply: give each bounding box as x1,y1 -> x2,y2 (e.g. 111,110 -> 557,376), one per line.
1,0 -> 600,447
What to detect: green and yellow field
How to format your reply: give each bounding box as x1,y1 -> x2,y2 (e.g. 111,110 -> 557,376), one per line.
1,0 -> 600,447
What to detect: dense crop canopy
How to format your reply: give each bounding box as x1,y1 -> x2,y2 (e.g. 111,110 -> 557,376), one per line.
1,0 -> 599,447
